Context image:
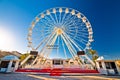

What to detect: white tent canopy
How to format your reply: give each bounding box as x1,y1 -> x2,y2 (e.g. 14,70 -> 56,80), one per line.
1,55 -> 19,61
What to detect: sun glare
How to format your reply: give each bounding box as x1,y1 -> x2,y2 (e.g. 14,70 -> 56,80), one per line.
0,27 -> 15,51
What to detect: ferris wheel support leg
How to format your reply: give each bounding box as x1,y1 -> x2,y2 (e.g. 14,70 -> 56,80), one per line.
44,33 -> 58,59
78,56 -> 85,65
61,34 -> 75,59
31,32 -> 57,66
76,58 -> 83,66
36,57 -> 43,65
31,56 -> 39,65
20,55 -> 32,66
83,55 -> 95,67
63,32 -> 85,65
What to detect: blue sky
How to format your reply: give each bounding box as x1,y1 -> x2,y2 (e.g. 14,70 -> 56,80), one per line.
0,0 -> 120,57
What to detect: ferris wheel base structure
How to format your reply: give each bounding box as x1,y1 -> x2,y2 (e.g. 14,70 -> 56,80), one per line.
20,50 -> 95,70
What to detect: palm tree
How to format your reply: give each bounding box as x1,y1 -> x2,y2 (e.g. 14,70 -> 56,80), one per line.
89,49 -> 99,62
20,53 -> 29,62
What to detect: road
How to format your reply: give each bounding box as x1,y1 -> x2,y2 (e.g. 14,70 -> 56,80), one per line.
0,73 -> 120,80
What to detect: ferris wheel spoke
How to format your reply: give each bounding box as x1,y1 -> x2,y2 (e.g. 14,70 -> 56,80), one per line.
62,13 -> 72,26
59,13 -> 62,23
43,33 -> 58,58
39,31 -> 56,56
54,13 -> 59,23
64,32 -> 83,51
77,32 -> 88,37
66,33 -> 75,39
74,36 -> 88,45
61,35 -> 68,59
44,32 -> 51,37
32,33 -> 49,42
40,18 -> 55,29
65,22 -> 85,30
49,14 -> 57,25
78,32 -> 89,36
75,35 -> 88,42
40,19 -> 54,28
56,35 -> 60,58
64,15 -> 76,27
50,34 -> 58,45
66,26 -> 78,30
65,29 -> 79,36
62,34 -> 83,65
32,36 -> 43,43
44,16 -> 56,26
65,19 -> 84,29
44,48 -> 52,59
68,22 -> 79,28
63,16 -> 75,27
35,35 -> 50,50
33,28 -> 51,35
32,31 -> 50,41
66,23 -> 78,30
44,33 -> 58,57
68,35 -> 86,50
61,13 -> 67,24
77,34 -> 88,39
37,19 -> 50,28
67,29 -> 78,32
78,28 -> 88,32
65,30 -> 77,34
62,33 -> 77,56
36,37 -> 50,55
36,25 -> 51,34
65,31 -> 75,36
63,33 -> 85,64
61,34 -> 75,59
66,19 -> 78,26
65,14 -> 77,24
32,29 -> 44,37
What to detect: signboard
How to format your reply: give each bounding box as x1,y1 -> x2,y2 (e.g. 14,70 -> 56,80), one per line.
77,51 -> 85,55
30,51 -> 38,55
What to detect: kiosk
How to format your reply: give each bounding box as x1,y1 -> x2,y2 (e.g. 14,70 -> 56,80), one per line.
0,55 -> 19,73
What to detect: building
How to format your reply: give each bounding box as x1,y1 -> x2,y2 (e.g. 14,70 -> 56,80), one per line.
0,55 -> 19,73
96,56 -> 120,75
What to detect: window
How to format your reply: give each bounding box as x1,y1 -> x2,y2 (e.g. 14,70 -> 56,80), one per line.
105,62 -> 116,69
53,60 -> 63,65
99,62 -> 102,68
105,62 -> 111,69
12,61 -> 16,67
0,61 -> 9,68
65,61 -> 69,63
70,62 -> 74,65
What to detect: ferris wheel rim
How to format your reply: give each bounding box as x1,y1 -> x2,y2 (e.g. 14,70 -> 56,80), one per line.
27,7 -> 94,55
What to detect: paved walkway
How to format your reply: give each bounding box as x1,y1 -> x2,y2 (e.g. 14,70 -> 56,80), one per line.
0,73 -> 120,80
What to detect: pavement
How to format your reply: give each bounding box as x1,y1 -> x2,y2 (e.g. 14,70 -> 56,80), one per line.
0,73 -> 120,80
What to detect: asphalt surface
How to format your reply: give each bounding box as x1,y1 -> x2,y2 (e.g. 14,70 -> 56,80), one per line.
0,73 -> 120,80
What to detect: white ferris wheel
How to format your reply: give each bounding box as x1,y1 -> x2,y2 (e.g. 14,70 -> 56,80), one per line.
27,7 -> 93,59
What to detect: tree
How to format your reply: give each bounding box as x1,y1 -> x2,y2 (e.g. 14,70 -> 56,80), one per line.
19,53 -> 29,62
89,49 -> 99,62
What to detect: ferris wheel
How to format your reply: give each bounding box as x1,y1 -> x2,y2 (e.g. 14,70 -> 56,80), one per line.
27,7 -> 93,59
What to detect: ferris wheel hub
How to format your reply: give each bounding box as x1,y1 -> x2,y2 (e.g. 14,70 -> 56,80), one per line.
56,28 -> 63,35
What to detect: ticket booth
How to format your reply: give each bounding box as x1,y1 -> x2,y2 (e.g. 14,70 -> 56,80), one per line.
0,55 -> 19,73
